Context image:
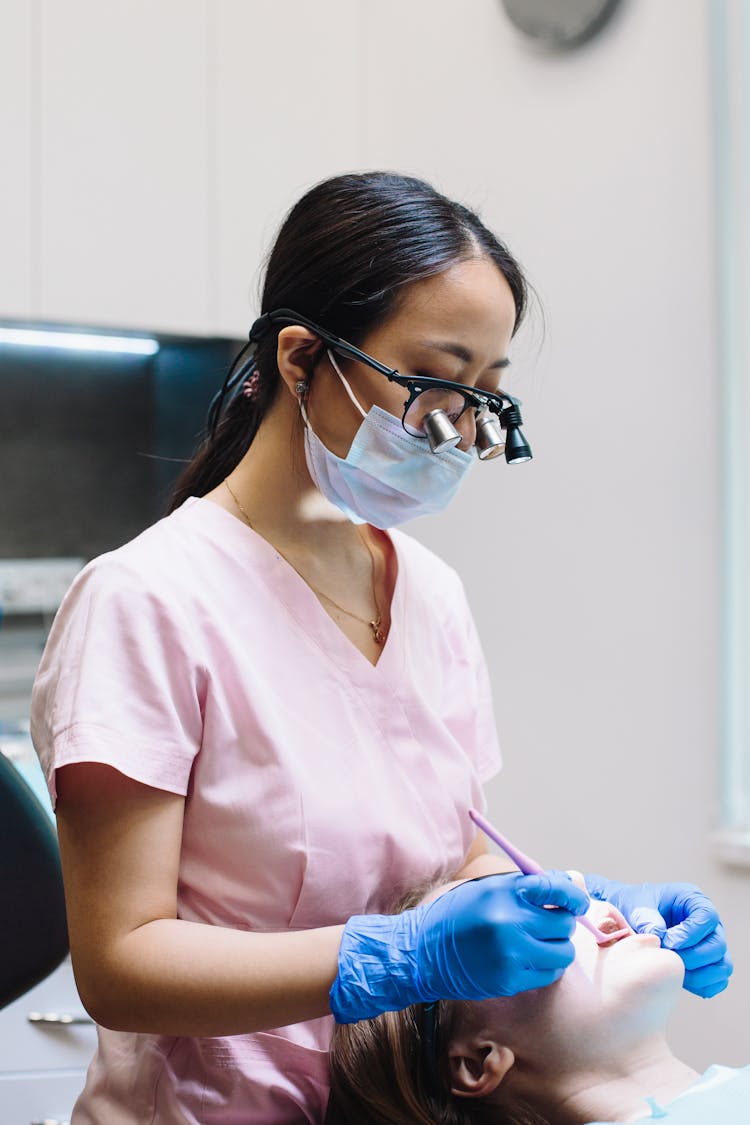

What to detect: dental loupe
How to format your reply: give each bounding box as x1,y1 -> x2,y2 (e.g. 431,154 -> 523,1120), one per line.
423,403 -> 533,464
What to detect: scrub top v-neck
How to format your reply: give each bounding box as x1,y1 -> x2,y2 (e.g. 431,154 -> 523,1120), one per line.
224,499 -> 404,680
31,495 -> 501,1124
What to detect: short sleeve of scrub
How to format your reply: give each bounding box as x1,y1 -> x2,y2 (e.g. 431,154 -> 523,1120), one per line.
32,555 -> 204,805
30,497 -> 502,1125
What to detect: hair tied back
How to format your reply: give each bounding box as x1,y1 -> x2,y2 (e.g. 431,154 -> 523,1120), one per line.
248,312 -> 274,343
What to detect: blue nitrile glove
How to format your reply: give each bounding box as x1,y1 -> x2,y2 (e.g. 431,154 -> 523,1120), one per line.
330,872 -> 590,1024
585,874 -> 733,999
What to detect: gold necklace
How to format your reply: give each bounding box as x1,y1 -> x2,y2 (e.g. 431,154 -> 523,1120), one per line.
223,478 -> 386,645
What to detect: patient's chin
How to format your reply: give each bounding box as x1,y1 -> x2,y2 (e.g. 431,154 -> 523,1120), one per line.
532,939 -> 685,1060
605,937 -> 685,991
589,943 -> 685,1040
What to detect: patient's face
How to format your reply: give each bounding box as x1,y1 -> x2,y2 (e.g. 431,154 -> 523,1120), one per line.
561,891 -> 683,1025
434,876 -> 685,1069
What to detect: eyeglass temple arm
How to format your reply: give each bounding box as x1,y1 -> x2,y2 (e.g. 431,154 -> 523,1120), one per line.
254,308 -> 522,414
256,309 -> 401,379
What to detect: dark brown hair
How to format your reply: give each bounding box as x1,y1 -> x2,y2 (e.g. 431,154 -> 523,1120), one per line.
169,171 -> 529,511
325,1001 -> 550,1125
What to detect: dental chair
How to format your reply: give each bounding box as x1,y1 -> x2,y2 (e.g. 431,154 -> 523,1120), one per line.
0,750 -> 69,1009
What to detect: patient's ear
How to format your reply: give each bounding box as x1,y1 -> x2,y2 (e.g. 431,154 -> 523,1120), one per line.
448,1034 -> 515,1099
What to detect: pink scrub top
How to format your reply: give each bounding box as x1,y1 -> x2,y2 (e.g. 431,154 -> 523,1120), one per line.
31,496 -> 501,1124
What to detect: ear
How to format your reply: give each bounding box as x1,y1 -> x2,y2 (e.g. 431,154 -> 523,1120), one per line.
448,1035 -> 515,1100
276,325 -> 326,397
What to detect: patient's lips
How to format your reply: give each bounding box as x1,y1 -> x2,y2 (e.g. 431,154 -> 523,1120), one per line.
594,904 -> 633,947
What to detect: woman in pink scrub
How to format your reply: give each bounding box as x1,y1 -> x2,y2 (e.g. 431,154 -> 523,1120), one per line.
31,173 -> 731,1124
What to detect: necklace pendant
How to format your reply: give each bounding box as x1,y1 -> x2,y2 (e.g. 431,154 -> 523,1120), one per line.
370,615 -> 386,645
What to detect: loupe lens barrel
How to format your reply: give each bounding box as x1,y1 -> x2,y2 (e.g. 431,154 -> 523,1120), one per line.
423,409 -> 462,453
475,413 -> 506,460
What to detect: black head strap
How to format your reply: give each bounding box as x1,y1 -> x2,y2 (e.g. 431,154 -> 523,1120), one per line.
248,312 -> 274,344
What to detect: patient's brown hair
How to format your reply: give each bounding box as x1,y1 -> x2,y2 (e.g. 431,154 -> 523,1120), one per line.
326,999 -> 550,1125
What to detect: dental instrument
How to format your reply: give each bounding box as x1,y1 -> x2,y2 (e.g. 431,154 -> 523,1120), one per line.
468,808 -> 631,945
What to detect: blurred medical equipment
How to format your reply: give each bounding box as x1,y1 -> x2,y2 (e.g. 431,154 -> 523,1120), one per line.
0,752 -> 68,1010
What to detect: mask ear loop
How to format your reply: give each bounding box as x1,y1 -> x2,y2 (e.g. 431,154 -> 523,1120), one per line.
297,349 -> 369,430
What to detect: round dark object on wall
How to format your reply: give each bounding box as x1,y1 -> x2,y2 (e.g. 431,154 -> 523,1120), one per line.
501,0 -> 623,50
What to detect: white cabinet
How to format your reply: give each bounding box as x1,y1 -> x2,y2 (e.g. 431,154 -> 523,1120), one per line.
0,1073 -> 87,1125
0,958 -> 96,1124
0,1 -> 33,319
209,0 -> 361,337
37,0 -> 210,334
34,0 -> 211,335
0,1 -> 366,337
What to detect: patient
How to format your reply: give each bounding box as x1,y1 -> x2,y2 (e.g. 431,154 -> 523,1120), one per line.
326,875 -> 748,1124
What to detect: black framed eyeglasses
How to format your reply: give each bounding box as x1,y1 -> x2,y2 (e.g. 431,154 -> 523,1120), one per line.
208,307 -> 533,464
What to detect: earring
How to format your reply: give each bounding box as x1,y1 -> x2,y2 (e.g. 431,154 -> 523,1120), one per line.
295,380 -> 308,399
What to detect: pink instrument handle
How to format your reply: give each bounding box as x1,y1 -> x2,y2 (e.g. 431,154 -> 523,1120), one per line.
468,809 -> 630,946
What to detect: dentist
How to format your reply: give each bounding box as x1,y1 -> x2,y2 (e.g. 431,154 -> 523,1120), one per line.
31,172 -> 731,1125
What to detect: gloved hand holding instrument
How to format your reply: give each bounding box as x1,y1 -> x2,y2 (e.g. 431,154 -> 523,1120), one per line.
330,868 -> 589,1024
468,809 -> 733,1000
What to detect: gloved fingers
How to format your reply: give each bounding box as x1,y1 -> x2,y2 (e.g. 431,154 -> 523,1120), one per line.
522,935 -> 578,974
521,907 -> 580,943
584,872 -> 614,901
669,924 -> 728,970
516,871 -> 590,917
413,873 -> 588,1004
460,935 -> 575,999
623,905 -> 667,940
654,882 -> 703,927
661,897 -> 721,951
682,955 -> 734,999
691,978 -> 730,1000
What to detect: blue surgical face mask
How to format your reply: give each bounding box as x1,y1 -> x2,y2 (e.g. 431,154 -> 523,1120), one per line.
299,351 -> 474,529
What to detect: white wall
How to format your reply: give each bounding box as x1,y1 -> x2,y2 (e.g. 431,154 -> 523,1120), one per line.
3,0 -> 746,1069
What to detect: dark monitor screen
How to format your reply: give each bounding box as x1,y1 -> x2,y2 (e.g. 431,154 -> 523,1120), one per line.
0,323 -> 242,560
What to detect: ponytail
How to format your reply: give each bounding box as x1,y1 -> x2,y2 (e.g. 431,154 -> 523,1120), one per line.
167,336 -> 277,512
